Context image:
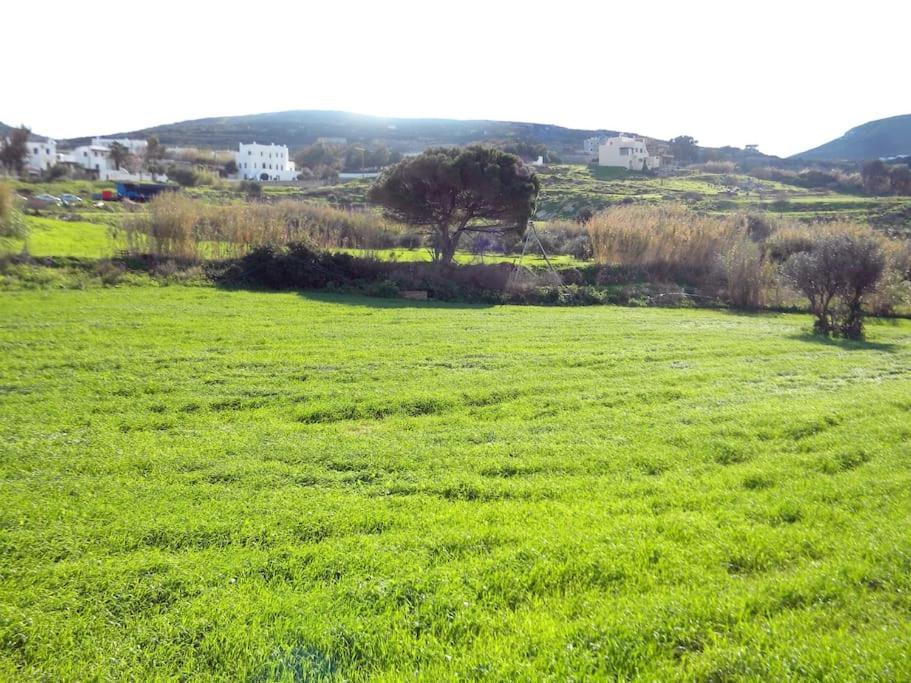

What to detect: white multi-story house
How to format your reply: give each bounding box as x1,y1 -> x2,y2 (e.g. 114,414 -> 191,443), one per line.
235,142 -> 297,181
598,136 -> 661,171
72,145 -> 113,175
25,138 -> 57,172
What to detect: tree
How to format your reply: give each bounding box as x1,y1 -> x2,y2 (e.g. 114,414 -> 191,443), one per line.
861,160 -> 891,195
144,136 -> 164,170
836,236 -> 886,338
669,135 -> 698,163
0,126 -> 31,176
294,142 -> 343,173
889,164 -> 911,196
146,136 -> 162,159
109,142 -> 129,171
782,232 -> 884,339
367,146 -> 540,265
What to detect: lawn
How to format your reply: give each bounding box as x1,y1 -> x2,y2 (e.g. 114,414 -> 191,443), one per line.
1,287 -> 910,680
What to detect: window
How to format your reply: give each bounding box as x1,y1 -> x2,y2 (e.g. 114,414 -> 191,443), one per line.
34,147 -> 38,154
620,148 -> 629,156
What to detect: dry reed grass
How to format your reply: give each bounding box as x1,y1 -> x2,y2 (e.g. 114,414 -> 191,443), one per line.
587,204 -> 908,311
124,194 -> 404,259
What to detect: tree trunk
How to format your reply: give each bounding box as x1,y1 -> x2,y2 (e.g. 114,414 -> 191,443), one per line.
436,225 -> 459,266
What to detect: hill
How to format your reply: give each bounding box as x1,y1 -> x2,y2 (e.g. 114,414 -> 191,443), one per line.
0,121 -> 50,141
67,110 -> 624,154
793,114 -> 911,161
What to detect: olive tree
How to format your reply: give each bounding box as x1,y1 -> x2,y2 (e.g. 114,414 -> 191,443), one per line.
782,232 -> 885,339
0,126 -> 30,176
367,146 -> 539,265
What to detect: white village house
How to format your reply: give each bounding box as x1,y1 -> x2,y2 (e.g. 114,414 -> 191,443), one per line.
26,138 -> 57,173
598,136 -> 661,171
66,143 -> 166,182
235,142 -> 297,181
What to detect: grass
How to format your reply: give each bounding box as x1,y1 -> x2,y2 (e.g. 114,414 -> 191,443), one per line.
333,247 -> 587,267
8,216 -> 122,258
2,213 -> 586,268
1,286 -> 910,680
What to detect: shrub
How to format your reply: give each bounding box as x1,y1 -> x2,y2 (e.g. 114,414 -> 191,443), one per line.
692,161 -> 737,174
782,232 -> 885,338
238,180 -> 262,198
535,220 -> 592,258
168,167 -> 200,187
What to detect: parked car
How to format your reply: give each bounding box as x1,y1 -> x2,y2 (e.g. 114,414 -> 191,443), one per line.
34,194 -> 62,205
60,193 -> 83,205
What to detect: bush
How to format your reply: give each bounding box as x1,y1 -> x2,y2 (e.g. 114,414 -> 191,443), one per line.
238,180 -> 262,198
692,161 -> 737,174
168,167 -> 200,187
782,232 -> 885,338
535,220 -> 592,258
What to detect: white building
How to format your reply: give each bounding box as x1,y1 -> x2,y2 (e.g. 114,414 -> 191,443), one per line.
72,145 -> 112,175
235,142 -> 297,181
598,136 -> 661,171
92,137 -> 147,154
26,138 -> 57,172
70,144 -> 165,181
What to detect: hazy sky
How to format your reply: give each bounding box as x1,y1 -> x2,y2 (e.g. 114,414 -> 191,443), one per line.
4,1 -> 908,156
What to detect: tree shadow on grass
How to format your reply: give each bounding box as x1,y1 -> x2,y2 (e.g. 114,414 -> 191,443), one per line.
788,332 -> 898,353
212,280 -> 496,309
296,290 -> 497,310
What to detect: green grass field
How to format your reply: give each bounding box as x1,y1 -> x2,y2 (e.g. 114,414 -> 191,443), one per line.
1,287 -> 910,680
8,216 -> 122,258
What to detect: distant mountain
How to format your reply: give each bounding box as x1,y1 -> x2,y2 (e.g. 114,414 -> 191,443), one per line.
65,110 -> 625,153
0,121 -> 49,141
793,114 -> 911,161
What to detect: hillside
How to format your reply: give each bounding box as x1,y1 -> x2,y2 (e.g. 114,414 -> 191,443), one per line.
793,114 -> 911,161
68,110 -> 623,153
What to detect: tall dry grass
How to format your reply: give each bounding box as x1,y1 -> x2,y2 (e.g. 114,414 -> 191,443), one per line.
124,193 -> 405,259
587,204 -> 744,281
0,181 -> 26,244
0,181 -> 13,232
587,204 -> 910,311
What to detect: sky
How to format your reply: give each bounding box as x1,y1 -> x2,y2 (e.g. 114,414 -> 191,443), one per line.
4,0 -> 909,157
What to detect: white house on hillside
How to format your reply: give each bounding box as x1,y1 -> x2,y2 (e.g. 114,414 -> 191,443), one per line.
235,142 -> 297,181
71,145 -> 113,175
598,136 -> 661,171
69,143 -> 165,181
26,138 -> 57,173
